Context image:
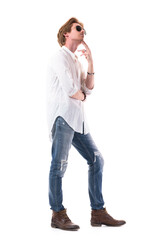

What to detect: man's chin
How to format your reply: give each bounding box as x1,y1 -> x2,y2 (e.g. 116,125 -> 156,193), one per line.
78,39 -> 83,44
80,36 -> 84,42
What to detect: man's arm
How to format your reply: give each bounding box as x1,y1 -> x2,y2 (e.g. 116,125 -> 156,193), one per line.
86,61 -> 94,89
78,40 -> 94,90
53,53 -> 80,97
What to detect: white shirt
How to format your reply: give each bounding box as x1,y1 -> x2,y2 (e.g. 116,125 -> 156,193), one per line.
46,46 -> 92,139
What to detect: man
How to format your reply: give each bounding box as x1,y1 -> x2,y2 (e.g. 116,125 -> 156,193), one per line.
47,17 -> 126,231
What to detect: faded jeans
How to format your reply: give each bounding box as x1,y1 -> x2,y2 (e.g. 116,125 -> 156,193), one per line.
49,116 -> 105,211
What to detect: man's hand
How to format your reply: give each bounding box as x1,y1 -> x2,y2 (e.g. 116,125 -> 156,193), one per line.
78,40 -> 93,64
70,90 -> 86,101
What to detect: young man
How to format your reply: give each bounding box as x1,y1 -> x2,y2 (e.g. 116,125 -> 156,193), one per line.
47,17 -> 126,231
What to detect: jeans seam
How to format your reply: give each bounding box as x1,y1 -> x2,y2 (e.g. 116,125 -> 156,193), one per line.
55,176 -> 58,211
74,134 -> 93,162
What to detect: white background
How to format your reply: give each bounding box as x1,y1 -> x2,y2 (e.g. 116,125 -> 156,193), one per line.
0,0 -> 160,239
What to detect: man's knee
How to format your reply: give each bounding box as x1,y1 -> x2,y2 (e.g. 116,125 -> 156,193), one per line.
50,159 -> 68,178
89,151 -> 104,172
59,159 -> 68,177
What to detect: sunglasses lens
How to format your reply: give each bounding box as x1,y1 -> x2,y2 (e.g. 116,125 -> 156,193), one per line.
76,25 -> 87,35
76,26 -> 82,32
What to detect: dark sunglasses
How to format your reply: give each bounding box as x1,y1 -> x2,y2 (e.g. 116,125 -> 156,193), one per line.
76,25 -> 86,35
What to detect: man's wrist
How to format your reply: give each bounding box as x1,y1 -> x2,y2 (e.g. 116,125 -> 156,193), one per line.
82,92 -> 86,101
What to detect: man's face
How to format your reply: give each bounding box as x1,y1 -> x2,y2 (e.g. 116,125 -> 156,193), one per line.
66,23 -> 85,42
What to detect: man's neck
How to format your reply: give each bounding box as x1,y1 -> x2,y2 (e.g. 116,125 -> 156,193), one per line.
64,41 -> 81,53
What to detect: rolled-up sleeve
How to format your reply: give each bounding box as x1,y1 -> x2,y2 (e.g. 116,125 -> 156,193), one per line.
81,81 -> 93,95
52,53 -> 79,96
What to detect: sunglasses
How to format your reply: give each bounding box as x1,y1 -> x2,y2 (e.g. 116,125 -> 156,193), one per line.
76,25 -> 87,35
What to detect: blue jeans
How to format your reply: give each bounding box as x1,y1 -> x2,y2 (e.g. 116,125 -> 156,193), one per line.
49,116 -> 105,211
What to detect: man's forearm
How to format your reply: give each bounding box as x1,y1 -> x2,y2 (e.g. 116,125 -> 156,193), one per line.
70,90 -> 85,101
86,62 -> 94,90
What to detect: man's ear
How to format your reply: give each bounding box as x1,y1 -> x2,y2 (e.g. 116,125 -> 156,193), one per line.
63,33 -> 69,38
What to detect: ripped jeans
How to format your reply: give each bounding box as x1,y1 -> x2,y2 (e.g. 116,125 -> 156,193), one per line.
49,116 -> 105,212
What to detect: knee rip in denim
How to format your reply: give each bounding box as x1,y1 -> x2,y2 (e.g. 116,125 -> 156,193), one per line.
59,159 -> 68,177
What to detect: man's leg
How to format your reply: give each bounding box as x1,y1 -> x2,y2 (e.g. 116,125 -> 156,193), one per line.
49,117 -> 74,212
72,132 -> 105,210
72,132 -> 126,227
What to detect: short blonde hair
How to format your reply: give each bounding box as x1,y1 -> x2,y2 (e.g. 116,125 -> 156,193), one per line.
57,17 -> 84,47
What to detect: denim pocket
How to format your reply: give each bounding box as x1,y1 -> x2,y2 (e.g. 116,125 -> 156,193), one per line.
51,116 -> 66,138
56,116 -> 74,132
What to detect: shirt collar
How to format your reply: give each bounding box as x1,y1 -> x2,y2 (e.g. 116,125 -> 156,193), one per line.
62,46 -> 77,61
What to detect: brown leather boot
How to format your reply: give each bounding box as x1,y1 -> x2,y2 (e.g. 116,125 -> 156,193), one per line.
51,209 -> 80,231
91,208 -> 126,227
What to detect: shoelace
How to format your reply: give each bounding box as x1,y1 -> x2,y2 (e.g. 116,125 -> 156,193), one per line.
60,212 -> 71,223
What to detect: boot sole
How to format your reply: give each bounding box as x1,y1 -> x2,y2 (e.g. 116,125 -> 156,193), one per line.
91,223 -> 102,227
51,223 -> 79,231
91,222 -> 125,227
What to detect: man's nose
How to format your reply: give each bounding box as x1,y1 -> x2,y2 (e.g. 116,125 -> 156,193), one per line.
82,29 -> 87,35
